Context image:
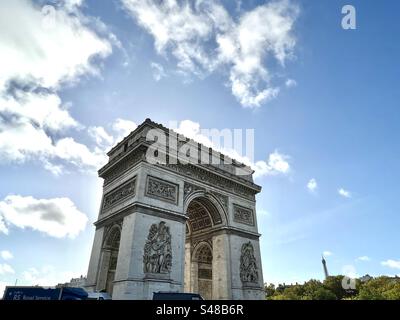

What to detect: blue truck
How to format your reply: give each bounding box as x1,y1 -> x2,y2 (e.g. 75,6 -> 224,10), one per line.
2,286 -> 88,300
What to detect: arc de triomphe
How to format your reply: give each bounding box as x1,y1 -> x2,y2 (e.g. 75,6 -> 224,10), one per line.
85,119 -> 264,299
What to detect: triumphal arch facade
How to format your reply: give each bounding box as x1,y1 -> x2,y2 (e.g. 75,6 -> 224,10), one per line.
85,119 -> 264,299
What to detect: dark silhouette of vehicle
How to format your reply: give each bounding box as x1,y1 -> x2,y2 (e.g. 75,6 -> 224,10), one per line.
2,286 -> 88,300
153,291 -> 204,300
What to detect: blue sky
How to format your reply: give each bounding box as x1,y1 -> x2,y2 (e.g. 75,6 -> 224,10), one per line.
1,0 -> 400,293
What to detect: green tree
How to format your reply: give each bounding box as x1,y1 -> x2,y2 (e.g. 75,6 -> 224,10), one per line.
269,283 -> 305,300
265,276 -> 400,300
283,284 -> 305,300
271,294 -> 289,300
323,276 -> 344,299
265,283 -> 276,299
310,287 -> 337,300
382,282 -> 400,300
323,275 -> 359,299
358,277 -> 400,300
302,279 -> 336,300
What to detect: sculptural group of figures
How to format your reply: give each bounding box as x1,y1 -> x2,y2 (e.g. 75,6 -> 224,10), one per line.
240,242 -> 258,283
143,221 -> 172,274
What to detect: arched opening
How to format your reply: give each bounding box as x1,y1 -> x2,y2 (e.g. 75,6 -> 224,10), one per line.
184,196 -> 224,299
97,225 -> 121,297
194,243 -> 213,299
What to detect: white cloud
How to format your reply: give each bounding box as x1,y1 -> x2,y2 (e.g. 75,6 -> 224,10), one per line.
253,151 -> 290,178
0,195 -> 88,238
173,119 -> 214,148
112,118 -> 138,141
86,118 -> 138,153
285,78 -> 297,88
0,91 -> 78,133
0,215 -> 7,235
307,178 -> 317,193
43,160 -> 64,177
338,188 -> 351,198
53,138 -> 107,169
356,256 -> 370,262
63,0 -> 84,11
0,0 -> 113,174
0,116 -> 108,173
219,1 -> 298,107
22,265 -> 78,287
151,62 -> 167,81
88,126 -> 114,147
342,264 -> 358,278
83,118 -> 138,166
0,0 -> 111,91
122,0 -> 299,108
0,250 -> 13,261
267,152 -> 291,174
323,251 -> 333,257
381,259 -> 400,270
0,263 -> 15,275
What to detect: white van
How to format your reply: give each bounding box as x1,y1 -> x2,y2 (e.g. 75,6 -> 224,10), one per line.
86,292 -> 112,300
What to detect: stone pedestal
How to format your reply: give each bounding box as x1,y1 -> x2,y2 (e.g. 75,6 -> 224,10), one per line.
111,211 -> 186,300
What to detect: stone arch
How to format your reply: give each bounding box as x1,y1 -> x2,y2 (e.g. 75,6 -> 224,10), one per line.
184,190 -> 229,236
184,193 -> 227,299
103,225 -> 121,249
187,241 -> 213,299
97,224 -> 121,296
192,241 -> 213,262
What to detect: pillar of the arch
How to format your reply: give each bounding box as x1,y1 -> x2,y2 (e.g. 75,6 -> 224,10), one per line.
96,249 -> 111,291
111,211 -> 186,300
85,227 -> 105,291
230,235 -> 265,300
241,239 -> 265,300
190,260 -> 199,293
184,242 -> 191,292
212,233 -> 232,299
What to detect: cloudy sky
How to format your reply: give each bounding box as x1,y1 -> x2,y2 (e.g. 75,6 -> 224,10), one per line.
1,0 -> 400,294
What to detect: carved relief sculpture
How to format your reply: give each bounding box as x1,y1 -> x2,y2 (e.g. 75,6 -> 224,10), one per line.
163,163 -> 257,200
183,182 -> 205,201
240,241 -> 258,283
146,176 -> 178,204
102,178 -> 136,210
233,204 -> 254,226
210,191 -> 228,213
143,221 -> 172,274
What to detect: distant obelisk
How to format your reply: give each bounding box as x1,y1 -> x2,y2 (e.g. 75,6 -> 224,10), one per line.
322,255 -> 329,279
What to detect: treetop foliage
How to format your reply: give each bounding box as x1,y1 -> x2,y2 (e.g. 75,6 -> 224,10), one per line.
265,275 -> 400,300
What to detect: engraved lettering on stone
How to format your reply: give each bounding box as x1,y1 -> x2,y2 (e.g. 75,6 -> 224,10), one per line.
143,221 -> 172,274
102,178 -> 136,210
240,242 -> 258,283
146,176 -> 178,204
233,204 -> 254,226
